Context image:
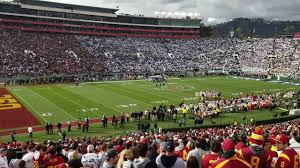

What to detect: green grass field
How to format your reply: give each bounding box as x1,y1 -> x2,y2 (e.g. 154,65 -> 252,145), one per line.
0,76 -> 299,142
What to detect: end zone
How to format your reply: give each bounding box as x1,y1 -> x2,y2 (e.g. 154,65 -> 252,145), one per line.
0,88 -> 40,130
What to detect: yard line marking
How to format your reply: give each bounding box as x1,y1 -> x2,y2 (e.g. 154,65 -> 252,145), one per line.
29,89 -> 77,120
9,88 -> 49,123
125,84 -> 179,102
50,89 -> 102,116
65,85 -> 121,114
93,85 -> 154,107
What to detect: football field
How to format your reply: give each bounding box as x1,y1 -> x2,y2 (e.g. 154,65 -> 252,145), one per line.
0,76 -> 299,141
5,76 -> 299,125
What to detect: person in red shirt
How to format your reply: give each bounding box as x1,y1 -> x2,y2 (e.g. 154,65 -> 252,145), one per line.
211,139 -> 251,168
43,146 -> 65,168
239,127 -> 271,168
265,135 -> 279,168
275,134 -> 299,168
203,139 -> 221,168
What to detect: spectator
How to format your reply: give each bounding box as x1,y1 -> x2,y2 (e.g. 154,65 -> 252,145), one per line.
186,156 -> 199,168
187,139 -> 206,167
275,134 -> 299,168
202,140 -> 221,168
22,145 -> 35,168
99,143 -> 108,167
102,149 -> 119,168
81,145 -> 100,167
211,139 -> 251,168
68,150 -> 83,168
132,143 -> 152,168
123,149 -> 135,168
156,141 -> 186,168
43,146 -> 65,167
0,148 -> 8,168
117,141 -> 132,168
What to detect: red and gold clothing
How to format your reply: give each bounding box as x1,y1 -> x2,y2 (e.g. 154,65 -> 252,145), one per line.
202,152 -> 219,168
44,155 -> 65,168
239,146 -> 271,168
211,154 -> 251,168
266,150 -> 278,168
183,146 -> 191,161
275,148 -> 299,168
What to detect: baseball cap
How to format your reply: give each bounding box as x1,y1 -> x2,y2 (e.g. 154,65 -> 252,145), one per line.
222,139 -> 235,151
106,149 -> 118,158
276,134 -> 289,144
165,141 -> 175,151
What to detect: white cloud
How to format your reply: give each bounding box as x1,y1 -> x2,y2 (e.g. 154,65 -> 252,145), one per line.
11,0 -> 300,21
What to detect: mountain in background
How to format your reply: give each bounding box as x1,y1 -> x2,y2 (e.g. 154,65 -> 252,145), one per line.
212,18 -> 300,38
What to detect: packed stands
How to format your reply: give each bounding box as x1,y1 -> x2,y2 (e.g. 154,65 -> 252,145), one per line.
0,121 -> 300,168
1,30 -> 300,80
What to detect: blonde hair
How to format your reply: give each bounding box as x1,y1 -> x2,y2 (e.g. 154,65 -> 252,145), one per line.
71,150 -> 78,160
124,149 -> 134,161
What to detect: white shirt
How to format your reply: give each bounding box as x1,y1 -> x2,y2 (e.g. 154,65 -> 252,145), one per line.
81,152 -> 100,168
28,127 -> 33,133
187,148 -> 206,168
22,152 -> 34,168
0,156 -> 8,168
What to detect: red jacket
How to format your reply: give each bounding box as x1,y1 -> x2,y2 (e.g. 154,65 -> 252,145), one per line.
202,152 -> 219,168
239,146 -> 271,168
275,148 -> 299,168
44,155 -> 65,168
211,154 -> 251,168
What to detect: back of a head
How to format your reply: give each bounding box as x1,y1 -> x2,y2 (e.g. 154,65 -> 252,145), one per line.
210,140 -> 221,153
49,146 -> 57,155
125,142 -> 132,149
27,145 -> 34,152
19,160 -> 26,168
187,156 -> 199,168
87,145 -> 95,153
195,139 -> 202,149
101,143 -> 108,152
136,143 -> 148,157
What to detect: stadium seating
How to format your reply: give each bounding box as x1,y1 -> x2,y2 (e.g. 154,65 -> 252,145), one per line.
1,31 -> 300,80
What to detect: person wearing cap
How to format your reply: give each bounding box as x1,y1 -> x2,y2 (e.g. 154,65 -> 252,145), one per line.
186,139 -> 206,168
156,141 -> 185,168
81,144 -> 100,168
202,140 -> 221,168
211,139 -> 251,168
275,134 -> 299,168
238,127 -> 271,168
102,149 -> 119,168
0,148 -> 8,168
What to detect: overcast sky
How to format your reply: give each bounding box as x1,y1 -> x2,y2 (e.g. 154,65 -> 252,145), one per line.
9,0 -> 300,23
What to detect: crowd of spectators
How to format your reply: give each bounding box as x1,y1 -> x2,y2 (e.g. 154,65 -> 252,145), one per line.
1,121 -> 300,168
1,31 -> 300,80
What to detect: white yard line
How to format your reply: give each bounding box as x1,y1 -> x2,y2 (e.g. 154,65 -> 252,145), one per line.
9,88 -> 49,122
51,90 -> 102,116
30,90 -> 77,120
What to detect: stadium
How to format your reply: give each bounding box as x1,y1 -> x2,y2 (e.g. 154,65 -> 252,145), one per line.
0,0 -> 300,168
